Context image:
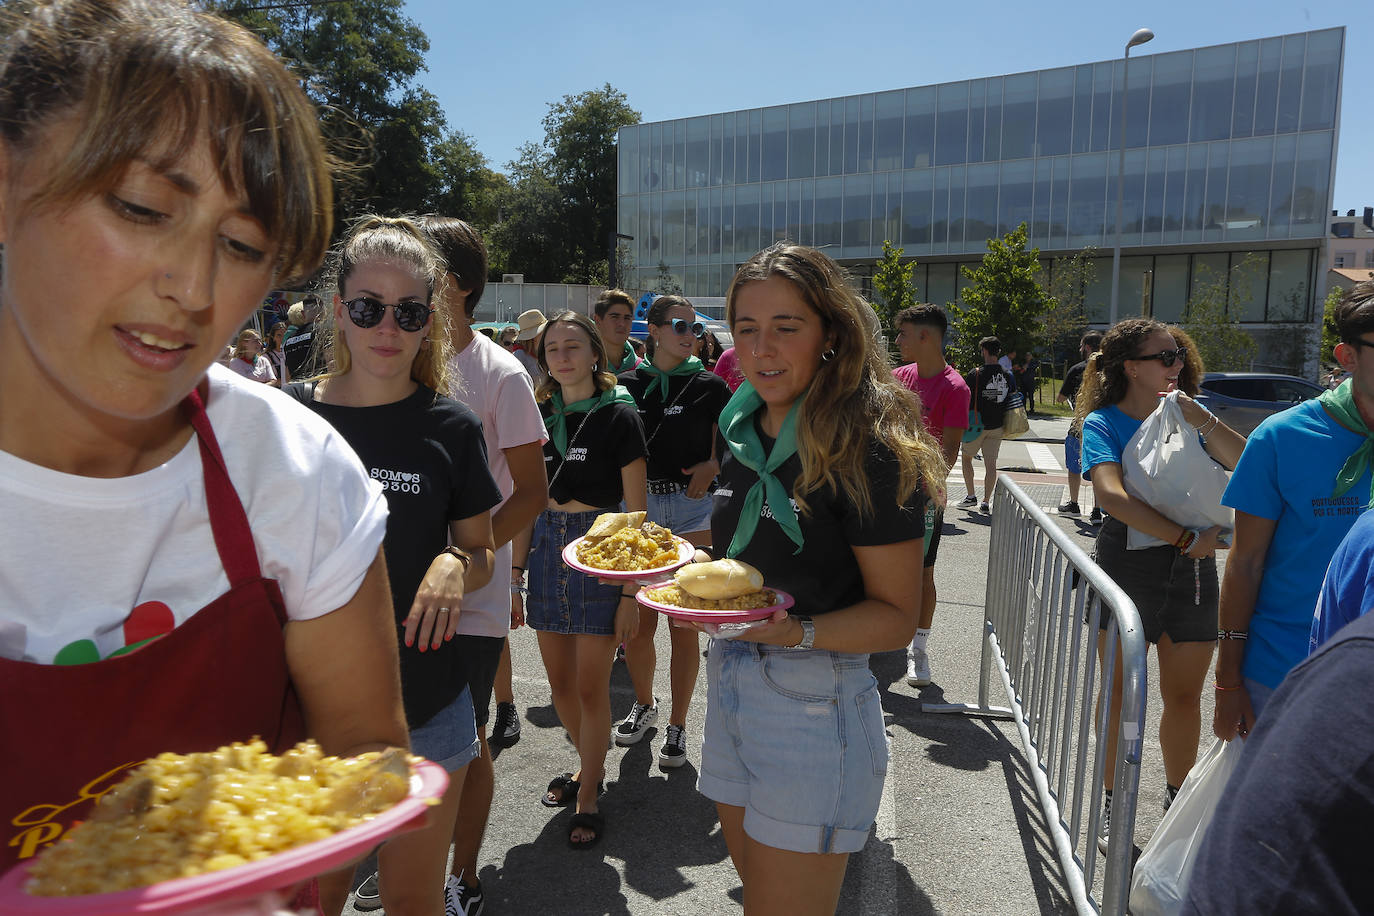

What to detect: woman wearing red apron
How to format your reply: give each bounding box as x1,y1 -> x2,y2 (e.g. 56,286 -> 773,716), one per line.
0,0 -> 409,905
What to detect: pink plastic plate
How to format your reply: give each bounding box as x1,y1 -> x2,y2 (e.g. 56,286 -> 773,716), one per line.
0,761 -> 449,915
635,586 -> 795,623
562,535 -> 696,583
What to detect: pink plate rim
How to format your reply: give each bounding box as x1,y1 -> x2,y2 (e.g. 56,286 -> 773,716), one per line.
561,535 -> 695,582
634,585 -> 795,623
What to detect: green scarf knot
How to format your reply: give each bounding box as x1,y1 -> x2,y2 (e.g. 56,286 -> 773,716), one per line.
545,385 -> 636,456
1318,379 -> 1374,505
720,381 -> 805,557
641,355 -> 704,401
614,341 -> 641,374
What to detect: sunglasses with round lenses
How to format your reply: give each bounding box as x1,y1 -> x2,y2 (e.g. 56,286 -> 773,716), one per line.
344,297 -> 433,332
670,318 -> 705,339
1132,347 -> 1188,367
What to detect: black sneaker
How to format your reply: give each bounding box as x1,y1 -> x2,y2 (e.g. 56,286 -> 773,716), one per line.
490,701 -> 521,748
353,871 -> 382,911
659,723 -> 688,768
446,873 -> 484,916
613,698 -> 658,746
1056,500 -> 1081,517
1089,507 -> 1103,525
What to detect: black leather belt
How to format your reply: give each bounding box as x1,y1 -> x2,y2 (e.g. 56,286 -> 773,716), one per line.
648,479 -> 687,495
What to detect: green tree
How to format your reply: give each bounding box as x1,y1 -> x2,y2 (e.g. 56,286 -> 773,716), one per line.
1041,247 -> 1096,371
950,223 -> 1051,368
1182,257 -> 1259,371
872,240 -> 918,333
651,261 -> 683,296
1321,284 -> 1344,365
487,143 -> 569,284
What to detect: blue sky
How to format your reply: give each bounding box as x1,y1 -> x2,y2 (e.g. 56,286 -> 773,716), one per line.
406,0 -> 1369,209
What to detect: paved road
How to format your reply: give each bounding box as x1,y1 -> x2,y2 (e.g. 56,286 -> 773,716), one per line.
344,413 -> 1214,915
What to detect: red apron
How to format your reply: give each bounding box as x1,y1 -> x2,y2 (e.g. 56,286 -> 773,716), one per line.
0,388 -> 305,876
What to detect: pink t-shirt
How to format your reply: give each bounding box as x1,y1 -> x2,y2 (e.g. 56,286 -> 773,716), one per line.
713,347 -> 744,392
894,362 -> 971,440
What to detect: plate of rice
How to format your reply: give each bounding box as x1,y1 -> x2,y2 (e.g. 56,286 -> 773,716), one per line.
562,523 -> 695,582
635,584 -> 794,623
0,740 -> 448,914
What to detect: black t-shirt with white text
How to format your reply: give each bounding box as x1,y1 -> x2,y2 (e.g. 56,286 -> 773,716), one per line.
965,364 -> 1013,430
619,367 -> 731,485
288,383 -> 502,727
710,423 -> 925,617
1061,360 -> 1088,408
282,321 -> 323,379
542,400 -> 647,508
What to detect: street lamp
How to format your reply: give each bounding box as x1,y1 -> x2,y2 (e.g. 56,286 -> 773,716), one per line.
1108,27 -> 1154,327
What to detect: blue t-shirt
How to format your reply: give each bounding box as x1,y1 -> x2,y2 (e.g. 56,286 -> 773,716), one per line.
1080,404 -> 1144,481
1310,509 -> 1374,653
1222,399 -> 1372,688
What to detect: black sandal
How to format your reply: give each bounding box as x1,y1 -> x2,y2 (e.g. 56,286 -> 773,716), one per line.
567,811 -> 604,849
541,772 -> 577,808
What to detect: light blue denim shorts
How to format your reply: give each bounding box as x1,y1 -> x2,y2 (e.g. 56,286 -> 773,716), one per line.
647,487 -> 713,535
698,639 -> 889,854
409,685 -> 480,774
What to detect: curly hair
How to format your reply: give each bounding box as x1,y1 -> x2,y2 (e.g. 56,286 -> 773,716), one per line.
1074,318 -> 1203,426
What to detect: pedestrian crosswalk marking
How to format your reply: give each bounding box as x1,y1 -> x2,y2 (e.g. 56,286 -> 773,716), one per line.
1025,442 -> 1062,473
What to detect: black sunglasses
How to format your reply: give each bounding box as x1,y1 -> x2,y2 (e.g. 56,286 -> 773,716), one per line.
1131,347 -> 1188,368
669,318 -> 705,339
1346,338 -> 1374,351
344,297 -> 433,332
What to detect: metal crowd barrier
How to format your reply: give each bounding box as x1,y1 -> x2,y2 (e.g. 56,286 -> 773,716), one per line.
924,477 -> 1148,915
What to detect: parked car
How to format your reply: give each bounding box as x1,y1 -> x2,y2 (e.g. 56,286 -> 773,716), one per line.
1194,372 -> 1324,436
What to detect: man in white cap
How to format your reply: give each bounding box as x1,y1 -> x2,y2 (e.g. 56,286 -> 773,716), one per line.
510,309 -> 546,384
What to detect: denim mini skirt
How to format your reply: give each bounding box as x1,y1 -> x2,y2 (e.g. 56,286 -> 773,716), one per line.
526,508 -> 622,636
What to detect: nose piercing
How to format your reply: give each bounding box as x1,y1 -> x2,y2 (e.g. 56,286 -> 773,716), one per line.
165,272 -> 172,279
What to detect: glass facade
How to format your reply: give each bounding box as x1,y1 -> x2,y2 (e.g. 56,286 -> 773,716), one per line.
617,28 -> 1341,322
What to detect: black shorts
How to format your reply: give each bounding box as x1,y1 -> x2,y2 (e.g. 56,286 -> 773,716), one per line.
451,634 -> 505,727
923,508 -> 945,569
1091,518 -> 1218,644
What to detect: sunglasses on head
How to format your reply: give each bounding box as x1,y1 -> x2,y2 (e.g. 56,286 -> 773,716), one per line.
1132,347 -> 1188,367
343,297 -> 433,332
669,318 -> 705,338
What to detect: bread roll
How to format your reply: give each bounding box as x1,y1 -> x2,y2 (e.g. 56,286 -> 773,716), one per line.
586,511 -> 647,538
675,559 -> 764,600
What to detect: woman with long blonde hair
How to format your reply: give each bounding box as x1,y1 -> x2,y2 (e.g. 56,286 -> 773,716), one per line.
691,243 -> 945,915
287,215 -> 502,915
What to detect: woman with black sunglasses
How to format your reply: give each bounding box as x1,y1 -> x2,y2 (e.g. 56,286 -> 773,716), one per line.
1075,318 -> 1245,854
287,215 -> 502,915
616,294 -> 731,769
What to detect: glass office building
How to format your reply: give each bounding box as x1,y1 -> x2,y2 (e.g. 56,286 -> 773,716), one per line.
616,28 -> 1342,333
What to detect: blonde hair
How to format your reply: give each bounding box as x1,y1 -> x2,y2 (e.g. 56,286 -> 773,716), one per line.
316,215 -> 452,392
1074,318 -> 1204,428
533,311 -> 617,403
231,328 -> 262,361
727,243 -> 948,514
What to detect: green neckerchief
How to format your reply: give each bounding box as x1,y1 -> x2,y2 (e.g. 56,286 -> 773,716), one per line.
1318,379 -> 1374,505
641,355 -> 704,401
545,385 -> 636,456
720,381 -> 805,557
614,341 -> 641,374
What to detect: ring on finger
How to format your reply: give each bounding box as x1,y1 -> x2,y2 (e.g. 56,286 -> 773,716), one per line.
439,607 -> 451,613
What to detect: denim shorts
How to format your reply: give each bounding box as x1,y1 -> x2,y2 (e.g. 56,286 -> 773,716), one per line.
526,508 -> 621,636
647,487 -> 713,535
698,639 -> 889,855
1064,432 -> 1083,476
409,685 -> 480,773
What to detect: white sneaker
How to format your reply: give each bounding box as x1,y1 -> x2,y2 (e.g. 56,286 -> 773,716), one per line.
613,699 -> 659,746
906,649 -> 932,687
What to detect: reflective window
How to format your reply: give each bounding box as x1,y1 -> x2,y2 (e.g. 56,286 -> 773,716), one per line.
1190,252 -> 1230,311
1291,131 -> 1333,233
1149,51 -> 1193,146
684,192 -> 698,260
1122,57 -> 1150,149
904,87 -> 936,169
798,181 -> 815,247
697,189 -> 712,257
986,77 -> 1003,161
1162,146 -> 1187,242
814,176 -> 842,248
935,81 -> 969,166
1202,142 -> 1229,242
686,118 -> 708,189
1190,46 -> 1236,142
1267,133 -> 1297,235
734,184 -> 760,258
927,262 -> 957,306
1031,158 -> 1053,246
1068,153 -> 1107,243
1000,160 -> 1034,238
933,168 -> 951,247
1115,149 -> 1148,246
1001,73 -> 1036,160
1143,147 -> 1168,238
1254,37 -> 1282,135
844,96 -> 861,174
1090,62 -> 1115,152
721,113 -> 737,186
947,166 -> 966,249
1152,254 -> 1190,321
1276,34 -> 1304,133
815,104 -> 832,177
968,80 -> 986,163
788,103 -> 814,179
1300,30 -> 1342,131
1182,144 -> 1209,240
874,172 -> 901,247
1233,42 -> 1259,138
1268,248 -> 1310,320
761,108 -> 787,182
901,169 -> 932,248
828,99 -> 846,176
842,174 -> 873,254
1036,68 -> 1074,156
965,163 -> 998,244
1050,157 -> 1070,247
1119,255 -> 1153,318
708,188 -> 722,258
875,91 -> 904,171
746,110 -> 762,183
1072,65 -> 1093,153
709,115 -> 723,187
858,95 -> 875,173
663,191 -> 685,265
1229,251 -> 1268,321
639,196 -> 653,264
649,123 -> 664,193
1225,137 -> 1273,241
1082,257 -> 1110,322
672,120 -> 686,190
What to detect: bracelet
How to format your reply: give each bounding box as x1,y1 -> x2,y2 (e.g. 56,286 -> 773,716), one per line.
512,565 -> 525,573
1217,628 -> 1249,641
1214,681 -> 1244,691
620,590 -> 638,599
1174,528 -> 1196,551
1198,414 -> 1220,441
510,585 -> 529,596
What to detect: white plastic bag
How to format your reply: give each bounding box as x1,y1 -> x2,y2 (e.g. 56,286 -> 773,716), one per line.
1128,737 -> 1243,916
1121,390 -> 1233,549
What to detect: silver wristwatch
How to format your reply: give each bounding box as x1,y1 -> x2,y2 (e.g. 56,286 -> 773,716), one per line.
788,616 -> 815,650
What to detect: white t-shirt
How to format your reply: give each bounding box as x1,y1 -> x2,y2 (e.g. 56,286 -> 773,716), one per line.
0,364 -> 388,664
229,354 -> 276,383
448,332 -> 548,637
997,355 -> 1013,372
